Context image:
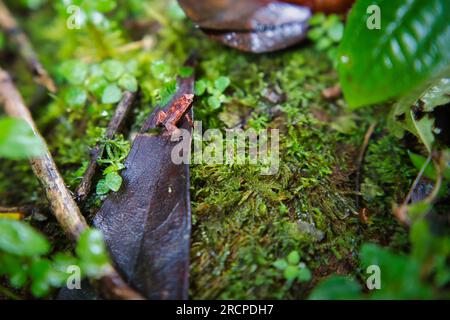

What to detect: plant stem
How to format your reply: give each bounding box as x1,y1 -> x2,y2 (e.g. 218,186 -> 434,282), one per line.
0,285 -> 22,300
76,90 -> 137,202
0,68 -> 143,300
0,0 -> 56,92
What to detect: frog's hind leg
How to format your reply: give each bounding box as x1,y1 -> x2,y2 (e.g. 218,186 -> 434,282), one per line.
184,113 -> 193,127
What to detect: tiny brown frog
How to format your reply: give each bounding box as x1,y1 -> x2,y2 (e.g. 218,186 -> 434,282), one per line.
156,93 -> 194,136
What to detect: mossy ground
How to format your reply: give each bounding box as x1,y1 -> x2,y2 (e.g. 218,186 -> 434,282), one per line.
0,1 -> 415,299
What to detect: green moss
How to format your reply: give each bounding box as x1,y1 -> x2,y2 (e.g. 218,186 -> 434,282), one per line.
0,0 -> 419,299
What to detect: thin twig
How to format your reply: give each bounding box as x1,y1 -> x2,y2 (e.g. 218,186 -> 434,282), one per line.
0,285 -> 22,300
75,91 -> 137,202
355,122 -> 376,208
0,0 -> 56,92
402,154 -> 432,207
0,68 -> 143,300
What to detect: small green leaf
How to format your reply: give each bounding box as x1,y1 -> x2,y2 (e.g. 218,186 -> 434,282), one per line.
283,265 -> 298,281
297,267 -> 312,282
87,77 -> 108,98
273,259 -> 288,270
214,76 -> 231,93
309,13 -> 325,26
59,60 -> 88,85
0,219 -> 50,257
0,118 -> 44,159
96,179 -> 110,195
105,171 -> 122,192
101,60 -> 125,81
208,96 -> 221,109
64,87 -> 87,107
151,60 -> 170,80
179,66 -> 194,78
279,203 -> 288,215
338,0 -> 450,108
287,251 -> 300,265
76,228 -> 110,278
118,74 -> 138,92
316,37 -> 332,50
327,22 -> 343,42
194,80 -> 207,96
102,84 -> 122,104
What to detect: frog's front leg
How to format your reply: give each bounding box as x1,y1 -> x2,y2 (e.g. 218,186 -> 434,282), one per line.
155,110 -> 167,127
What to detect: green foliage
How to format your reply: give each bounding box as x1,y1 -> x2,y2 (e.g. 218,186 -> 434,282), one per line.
95,134 -> 129,195
309,276 -> 361,300
1,0 -> 447,300
0,118 -> 44,159
0,219 -> 50,257
0,32 -> 4,49
310,219 -> 450,300
338,0 -> 450,108
194,76 -> 230,119
76,229 -> 110,277
59,60 -> 89,85
0,219 -> 111,298
408,151 -> 450,181
101,84 -> 122,104
308,13 -> 344,64
273,250 -> 311,283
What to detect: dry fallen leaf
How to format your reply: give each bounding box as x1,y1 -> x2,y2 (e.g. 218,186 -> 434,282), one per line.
178,0 -> 354,53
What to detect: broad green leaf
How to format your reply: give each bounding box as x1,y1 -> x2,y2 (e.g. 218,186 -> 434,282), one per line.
309,276 -> 361,300
102,84 -> 122,104
0,254 -> 26,288
360,243 -> 433,299
0,118 -> 44,159
338,0 -> 450,108
76,229 -> 110,278
0,219 -> 50,257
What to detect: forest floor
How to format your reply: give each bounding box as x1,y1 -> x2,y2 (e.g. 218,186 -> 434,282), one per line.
0,0 -> 434,299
